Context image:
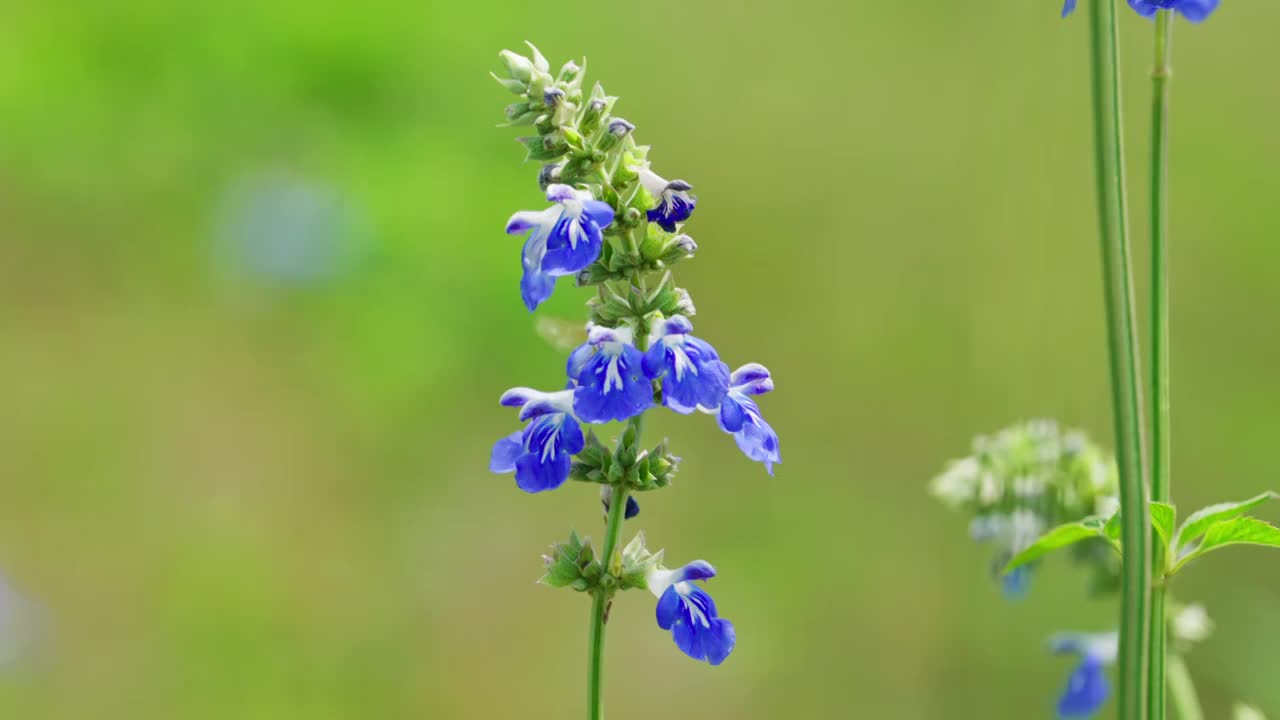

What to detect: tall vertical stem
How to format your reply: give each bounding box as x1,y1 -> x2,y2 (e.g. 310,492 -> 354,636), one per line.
1147,11 -> 1175,719
586,480 -> 632,720
1087,0 -> 1152,717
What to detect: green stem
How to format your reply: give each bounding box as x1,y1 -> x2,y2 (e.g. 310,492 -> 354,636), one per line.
1166,654 -> 1204,720
1087,0 -> 1152,717
587,480 -> 632,720
1148,11 -> 1175,720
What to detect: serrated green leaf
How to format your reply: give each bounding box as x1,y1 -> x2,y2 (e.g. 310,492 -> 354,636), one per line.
1175,491 -> 1278,551
1172,516 -> 1280,574
1151,501 -> 1176,548
1003,519 -> 1107,575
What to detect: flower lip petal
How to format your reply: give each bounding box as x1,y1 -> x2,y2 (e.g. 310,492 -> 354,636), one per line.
666,179 -> 693,192
730,363 -> 771,388
505,210 -> 547,235
544,183 -> 577,203
673,560 -> 716,583
659,315 -> 694,337
499,387 -> 539,407
489,432 -> 523,473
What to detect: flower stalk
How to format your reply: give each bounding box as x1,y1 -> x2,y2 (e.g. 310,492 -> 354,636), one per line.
1148,11 -> 1175,719
1087,0 -> 1152,716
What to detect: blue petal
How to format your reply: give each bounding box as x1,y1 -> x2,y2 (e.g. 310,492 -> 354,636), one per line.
648,191 -> 697,233
489,431 -> 523,473
644,336 -> 728,414
542,214 -> 603,275
1174,0 -> 1218,22
724,396 -> 781,474
572,344 -> 653,423
514,451 -> 571,493
583,199 -> 615,229
520,263 -> 556,312
1058,655 -> 1111,718
656,585 -> 682,630
625,495 -> 641,519
566,342 -> 593,380
1127,0 -> 1161,17
672,560 -> 717,583
729,363 -> 772,391
1062,0 -> 1077,16
561,416 -> 585,455
704,619 -> 736,666
672,612 -> 704,661
718,394 -> 749,434
1002,566 -> 1032,599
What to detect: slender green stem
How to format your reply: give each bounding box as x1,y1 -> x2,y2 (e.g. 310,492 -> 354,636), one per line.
1166,654 -> 1204,720
1148,11 -> 1175,719
1087,0 -> 1152,717
587,480 -> 633,720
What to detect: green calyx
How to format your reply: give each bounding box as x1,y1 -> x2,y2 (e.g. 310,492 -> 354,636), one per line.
571,430 -> 679,493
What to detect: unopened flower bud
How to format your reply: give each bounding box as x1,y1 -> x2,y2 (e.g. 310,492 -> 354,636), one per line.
498,50 -> 534,82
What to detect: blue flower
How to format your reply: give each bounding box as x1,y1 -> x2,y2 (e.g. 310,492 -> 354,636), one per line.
1062,0 -> 1220,21
648,560 -> 736,665
1127,0 -> 1219,22
716,363 -> 781,474
505,184 -> 615,311
634,166 -> 696,232
490,387 -> 585,493
1049,632 -> 1117,719
642,315 -> 730,414
569,324 -> 653,424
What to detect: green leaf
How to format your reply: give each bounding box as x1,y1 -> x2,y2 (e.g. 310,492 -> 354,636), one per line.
1151,501 -> 1176,548
1172,516 -> 1280,574
1176,492 -> 1278,551
1003,519 -> 1107,575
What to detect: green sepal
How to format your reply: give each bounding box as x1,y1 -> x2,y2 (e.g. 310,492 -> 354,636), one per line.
539,530 -> 602,592
618,531 -> 661,591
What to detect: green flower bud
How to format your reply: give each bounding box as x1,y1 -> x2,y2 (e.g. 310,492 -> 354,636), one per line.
499,50 -> 535,82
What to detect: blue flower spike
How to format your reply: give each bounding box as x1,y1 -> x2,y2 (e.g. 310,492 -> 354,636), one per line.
633,165 -> 697,232
643,315 -> 730,414
491,387 -> 585,493
505,184 -> 615,311
647,559 -> 736,665
716,363 -> 782,474
1049,632 -> 1118,719
570,324 -> 654,424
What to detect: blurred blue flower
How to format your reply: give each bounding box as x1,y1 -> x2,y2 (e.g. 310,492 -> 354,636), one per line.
642,315 -> 730,414
634,166 -> 696,232
569,325 -> 653,424
216,174 -> 366,287
505,184 -> 615,311
716,363 -> 781,474
1061,0 -> 1220,21
1128,0 -> 1219,22
491,388 -> 585,493
1049,632 -> 1117,719
648,560 -> 736,665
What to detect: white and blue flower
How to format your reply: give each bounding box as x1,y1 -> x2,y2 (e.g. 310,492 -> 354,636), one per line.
569,324 -> 653,424
634,166 -> 696,232
505,184 -> 615,312
642,315 -> 730,414
648,560 -> 736,665
1049,632 -> 1117,718
490,387 -> 585,493
715,363 -> 781,475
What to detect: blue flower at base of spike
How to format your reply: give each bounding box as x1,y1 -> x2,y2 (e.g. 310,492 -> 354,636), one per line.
642,315 -> 730,415
490,388 -> 585,493
1049,632 -> 1117,719
715,363 -> 781,474
634,166 -> 696,232
505,184 -> 615,312
647,560 -> 735,665
568,324 -> 653,424
1127,0 -> 1219,22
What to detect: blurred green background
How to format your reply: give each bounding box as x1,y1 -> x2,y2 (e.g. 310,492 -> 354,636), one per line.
2,1 -> 1278,718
